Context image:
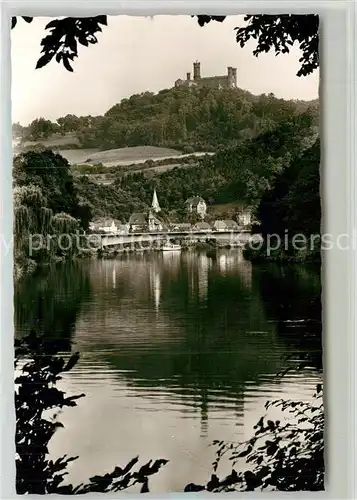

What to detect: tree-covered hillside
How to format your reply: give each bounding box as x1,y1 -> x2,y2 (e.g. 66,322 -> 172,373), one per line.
14,86 -> 318,153
74,113 -> 318,223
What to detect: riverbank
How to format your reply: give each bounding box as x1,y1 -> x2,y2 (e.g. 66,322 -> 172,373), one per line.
14,249 -> 96,283
98,238 -> 245,258
243,241 -> 321,264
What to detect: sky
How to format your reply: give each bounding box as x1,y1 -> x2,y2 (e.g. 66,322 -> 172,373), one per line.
11,15 -> 319,125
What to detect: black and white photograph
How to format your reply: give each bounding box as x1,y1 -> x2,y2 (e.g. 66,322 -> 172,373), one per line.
12,14 -> 322,494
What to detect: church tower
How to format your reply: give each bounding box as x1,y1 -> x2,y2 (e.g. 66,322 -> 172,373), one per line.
152,188 -> 161,213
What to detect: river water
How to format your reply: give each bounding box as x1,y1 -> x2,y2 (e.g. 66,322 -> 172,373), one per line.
15,249 -> 322,492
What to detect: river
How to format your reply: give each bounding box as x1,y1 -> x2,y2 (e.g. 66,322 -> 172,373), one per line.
14,249 -> 322,492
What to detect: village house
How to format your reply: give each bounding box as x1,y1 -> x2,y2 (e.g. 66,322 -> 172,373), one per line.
128,211 -> 167,233
212,220 -> 227,232
212,220 -> 240,232
185,196 -> 207,218
171,223 -> 192,232
89,218 -> 123,234
224,219 -> 239,231
233,204 -> 252,226
117,223 -> 130,234
129,213 -> 147,232
237,210 -> 252,226
192,221 -> 212,232
148,211 -> 167,232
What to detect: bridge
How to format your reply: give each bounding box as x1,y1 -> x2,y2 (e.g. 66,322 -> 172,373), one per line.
96,230 -> 254,249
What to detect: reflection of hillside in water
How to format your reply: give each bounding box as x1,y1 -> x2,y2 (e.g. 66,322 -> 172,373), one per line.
15,253 -> 321,451
15,261 -> 92,349
70,251 -> 297,412
251,264 -> 322,370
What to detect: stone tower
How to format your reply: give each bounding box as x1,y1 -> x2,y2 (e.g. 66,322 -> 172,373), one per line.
227,66 -> 237,88
152,188 -> 161,213
193,61 -> 201,81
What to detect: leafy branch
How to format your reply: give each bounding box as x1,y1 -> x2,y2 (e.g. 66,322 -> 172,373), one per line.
235,15 -> 319,77
15,331 -> 168,494
11,14 -> 319,76
12,16 -> 108,72
185,384 -> 324,492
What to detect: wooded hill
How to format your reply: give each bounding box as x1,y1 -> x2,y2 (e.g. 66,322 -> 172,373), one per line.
14,86 -> 318,153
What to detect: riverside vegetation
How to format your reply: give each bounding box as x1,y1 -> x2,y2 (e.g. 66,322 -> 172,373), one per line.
15,330 -> 323,494
13,100 -> 320,276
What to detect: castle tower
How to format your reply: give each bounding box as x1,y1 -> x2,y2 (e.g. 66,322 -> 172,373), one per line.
193,61 -> 201,80
227,67 -> 237,88
231,68 -> 237,87
152,188 -> 161,213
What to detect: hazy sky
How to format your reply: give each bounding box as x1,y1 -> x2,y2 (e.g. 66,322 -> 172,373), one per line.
11,15 -> 319,125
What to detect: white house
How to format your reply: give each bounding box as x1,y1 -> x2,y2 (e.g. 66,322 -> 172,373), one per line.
171,223 -> 192,232
89,218 -> 121,233
117,224 -> 130,234
129,213 -> 147,232
237,210 -> 251,226
212,220 -> 227,232
185,196 -> 207,218
224,219 -> 239,231
192,221 -> 212,232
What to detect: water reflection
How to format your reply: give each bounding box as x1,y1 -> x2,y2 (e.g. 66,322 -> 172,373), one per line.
14,250 -> 322,492
15,261 -> 92,348
252,264 -> 322,370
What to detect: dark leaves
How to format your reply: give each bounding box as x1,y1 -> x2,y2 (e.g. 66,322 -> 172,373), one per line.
35,53 -> 54,70
15,331 -> 168,494
194,15 -> 226,27
62,57 -> 74,73
192,14 -> 318,77
35,16 -> 109,72
185,384 -> 324,492
184,482 -> 206,492
234,15 -> 319,77
11,16 -> 33,29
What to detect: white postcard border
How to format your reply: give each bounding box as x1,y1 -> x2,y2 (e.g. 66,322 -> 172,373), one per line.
1,1 -> 356,499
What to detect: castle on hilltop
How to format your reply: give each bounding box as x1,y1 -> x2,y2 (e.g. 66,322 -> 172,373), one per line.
174,61 -> 237,90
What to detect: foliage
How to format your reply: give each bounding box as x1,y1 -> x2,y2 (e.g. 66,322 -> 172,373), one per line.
106,114 -> 317,221
13,149 -> 92,229
257,138 -> 320,237
236,15 -> 319,76
74,175 -> 148,222
57,114 -> 83,133
13,150 -> 93,277
16,86 -> 317,152
184,385 -> 324,492
74,87 -> 317,152
242,138 -> 320,263
15,331 -> 168,494
195,15 -> 319,77
11,15 -> 318,77
25,117 -> 59,141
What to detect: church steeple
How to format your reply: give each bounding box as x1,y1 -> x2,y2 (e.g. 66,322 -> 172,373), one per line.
152,188 -> 161,213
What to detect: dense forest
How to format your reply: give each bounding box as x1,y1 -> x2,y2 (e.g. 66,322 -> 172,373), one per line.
13,86 -> 318,152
